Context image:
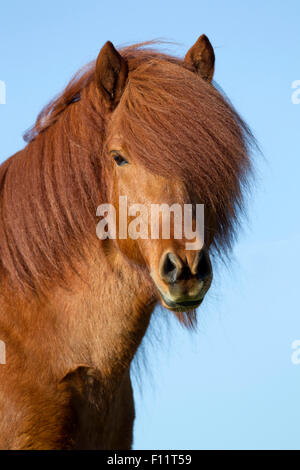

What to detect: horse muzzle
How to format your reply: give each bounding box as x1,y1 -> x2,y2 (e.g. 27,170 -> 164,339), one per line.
153,248 -> 213,313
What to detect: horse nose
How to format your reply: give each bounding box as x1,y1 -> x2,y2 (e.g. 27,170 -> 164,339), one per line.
159,249 -> 212,284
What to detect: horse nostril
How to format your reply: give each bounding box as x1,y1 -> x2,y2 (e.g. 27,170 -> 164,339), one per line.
160,252 -> 182,284
196,250 -> 212,281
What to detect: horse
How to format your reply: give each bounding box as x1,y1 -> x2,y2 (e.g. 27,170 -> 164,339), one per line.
0,35 -> 253,449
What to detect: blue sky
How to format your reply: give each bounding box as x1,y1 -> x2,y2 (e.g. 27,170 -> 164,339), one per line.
0,0 -> 299,449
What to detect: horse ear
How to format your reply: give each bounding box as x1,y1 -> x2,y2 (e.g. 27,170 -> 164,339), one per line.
95,41 -> 128,106
184,35 -> 215,82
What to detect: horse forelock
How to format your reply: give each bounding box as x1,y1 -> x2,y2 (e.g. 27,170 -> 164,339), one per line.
116,53 -> 255,254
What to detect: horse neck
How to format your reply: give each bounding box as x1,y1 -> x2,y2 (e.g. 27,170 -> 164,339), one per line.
0,243 -> 156,386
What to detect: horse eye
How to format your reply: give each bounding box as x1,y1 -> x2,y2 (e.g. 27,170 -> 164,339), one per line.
113,154 -> 129,167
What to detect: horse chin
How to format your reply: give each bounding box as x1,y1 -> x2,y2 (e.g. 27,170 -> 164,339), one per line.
160,294 -> 203,313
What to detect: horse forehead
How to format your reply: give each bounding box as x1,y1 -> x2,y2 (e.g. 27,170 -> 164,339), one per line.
107,133 -> 124,149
